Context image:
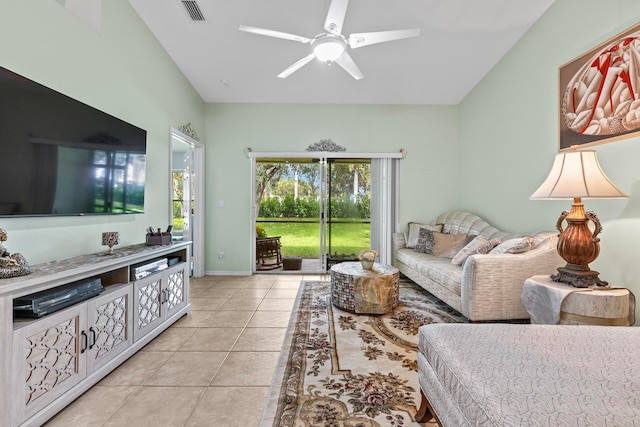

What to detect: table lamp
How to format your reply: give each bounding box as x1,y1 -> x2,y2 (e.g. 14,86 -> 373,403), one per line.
530,148 -> 628,288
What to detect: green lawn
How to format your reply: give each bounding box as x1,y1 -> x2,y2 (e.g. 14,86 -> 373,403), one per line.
258,219 -> 370,258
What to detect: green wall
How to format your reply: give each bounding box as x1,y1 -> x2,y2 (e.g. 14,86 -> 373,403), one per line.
0,0 -> 204,263
4,0 -> 639,324
204,103 -> 458,273
458,0 -> 640,320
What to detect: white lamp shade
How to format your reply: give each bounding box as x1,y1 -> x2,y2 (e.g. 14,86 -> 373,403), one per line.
530,150 -> 628,200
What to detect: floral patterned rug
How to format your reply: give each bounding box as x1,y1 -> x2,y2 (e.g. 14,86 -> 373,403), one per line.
260,280 -> 467,427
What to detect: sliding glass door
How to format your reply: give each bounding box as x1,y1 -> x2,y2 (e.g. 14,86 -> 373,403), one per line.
325,158 -> 371,269
255,158 -> 323,271
254,157 -> 371,273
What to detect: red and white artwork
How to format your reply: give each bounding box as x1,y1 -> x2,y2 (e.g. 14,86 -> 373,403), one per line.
560,23 -> 640,150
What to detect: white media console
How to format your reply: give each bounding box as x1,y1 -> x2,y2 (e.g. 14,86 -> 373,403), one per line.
0,242 -> 191,427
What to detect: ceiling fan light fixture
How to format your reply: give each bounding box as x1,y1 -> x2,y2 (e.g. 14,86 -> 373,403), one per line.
238,0 -> 421,79
312,36 -> 346,62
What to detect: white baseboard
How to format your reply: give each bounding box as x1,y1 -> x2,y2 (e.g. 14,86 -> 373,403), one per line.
204,270 -> 253,276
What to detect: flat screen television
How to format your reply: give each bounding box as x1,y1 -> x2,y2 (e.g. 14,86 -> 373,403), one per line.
0,66 -> 146,217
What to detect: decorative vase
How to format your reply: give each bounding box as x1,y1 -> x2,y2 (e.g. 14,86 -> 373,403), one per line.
361,260 -> 374,270
102,232 -> 119,255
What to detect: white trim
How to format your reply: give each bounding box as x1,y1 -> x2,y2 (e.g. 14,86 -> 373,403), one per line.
205,270 -> 252,276
245,150 -> 405,159
319,158 -> 328,272
169,127 -> 205,277
250,157 -> 257,273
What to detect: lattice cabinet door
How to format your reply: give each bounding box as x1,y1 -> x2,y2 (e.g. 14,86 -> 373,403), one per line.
133,275 -> 164,342
164,263 -> 188,319
86,284 -> 133,373
12,304 -> 88,424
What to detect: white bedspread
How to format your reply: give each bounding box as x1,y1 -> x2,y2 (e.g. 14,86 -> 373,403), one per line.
418,323 -> 640,426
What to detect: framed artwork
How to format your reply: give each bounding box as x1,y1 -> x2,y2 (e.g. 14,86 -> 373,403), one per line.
559,22 -> 640,151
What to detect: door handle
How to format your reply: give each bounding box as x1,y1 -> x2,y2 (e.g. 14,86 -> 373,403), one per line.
80,330 -> 88,354
89,327 -> 96,349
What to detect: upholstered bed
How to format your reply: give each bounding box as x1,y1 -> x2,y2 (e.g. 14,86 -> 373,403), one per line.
416,323 -> 640,426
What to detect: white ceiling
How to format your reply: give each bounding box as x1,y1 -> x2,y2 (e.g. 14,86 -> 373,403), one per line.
128,0 -> 555,105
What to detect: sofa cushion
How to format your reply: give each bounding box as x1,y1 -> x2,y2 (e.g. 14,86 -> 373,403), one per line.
407,223 -> 442,249
414,227 -> 436,253
395,248 -> 463,296
477,238 -> 502,254
451,236 -> 502,266
433,233 -> 474,258
490,236 -> 533,254
531,231 -> 558,249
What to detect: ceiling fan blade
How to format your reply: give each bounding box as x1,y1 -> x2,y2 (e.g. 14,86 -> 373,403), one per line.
348,29 -> 420,49
334,52 -> 363,80
324,0 -> 349,34
239,25 -> 311,43
277,53 -> 316,78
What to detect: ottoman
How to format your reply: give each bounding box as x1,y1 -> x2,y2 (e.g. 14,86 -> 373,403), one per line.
329,261 -> 399,314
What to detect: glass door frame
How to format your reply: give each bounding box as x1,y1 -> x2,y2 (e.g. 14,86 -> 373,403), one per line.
324,158 -> 372,270
252,156 -> 325,273
170,128 -> 204,277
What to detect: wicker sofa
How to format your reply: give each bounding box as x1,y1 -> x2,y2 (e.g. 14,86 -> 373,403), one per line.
392,211 -> 563,321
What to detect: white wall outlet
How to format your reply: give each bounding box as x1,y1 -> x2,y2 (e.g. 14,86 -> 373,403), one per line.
218,252 -> 224,259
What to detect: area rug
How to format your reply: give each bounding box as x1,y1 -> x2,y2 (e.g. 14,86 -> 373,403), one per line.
260,280 -> 467,427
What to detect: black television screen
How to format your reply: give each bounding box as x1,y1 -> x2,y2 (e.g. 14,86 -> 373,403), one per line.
0,66 -> 146,217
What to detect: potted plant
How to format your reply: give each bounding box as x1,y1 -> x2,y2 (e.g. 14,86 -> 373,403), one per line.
358,249 -> 377,270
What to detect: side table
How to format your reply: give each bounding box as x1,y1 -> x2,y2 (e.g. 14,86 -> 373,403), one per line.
330,262 -> 399,314
521,275 -> 635,326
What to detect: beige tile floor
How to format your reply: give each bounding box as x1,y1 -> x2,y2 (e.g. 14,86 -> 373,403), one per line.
44,273 -> 326,427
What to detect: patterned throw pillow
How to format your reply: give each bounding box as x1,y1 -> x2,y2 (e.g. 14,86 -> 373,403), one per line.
476,238 -> 502,254
414,227 -> 436,253
406,223 -> 442,249
450,236 -> 489,265
489,237 -> 533,254
451,237 -> 502,265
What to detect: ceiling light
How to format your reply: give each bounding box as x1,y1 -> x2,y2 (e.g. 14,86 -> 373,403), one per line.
312,35 -> 346,62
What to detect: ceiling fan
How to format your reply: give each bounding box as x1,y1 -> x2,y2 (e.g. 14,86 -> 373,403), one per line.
239,0 -> 420,80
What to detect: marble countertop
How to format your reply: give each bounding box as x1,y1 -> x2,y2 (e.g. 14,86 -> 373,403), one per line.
0,242 -> 190,296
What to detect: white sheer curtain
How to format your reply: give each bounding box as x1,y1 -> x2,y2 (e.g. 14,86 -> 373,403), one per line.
370,158 -> 400,265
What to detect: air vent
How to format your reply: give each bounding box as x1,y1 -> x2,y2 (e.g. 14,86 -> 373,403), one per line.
181,0 -> 205,21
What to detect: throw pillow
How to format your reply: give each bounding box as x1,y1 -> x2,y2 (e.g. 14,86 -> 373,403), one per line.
450,236 -> 489,266
489,236 -> 533,255
476,238 -> 502,254
531,232 -> 556,249
433,233 -> 475,258
406,222 -> 442,249
414,227 -> 436,253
